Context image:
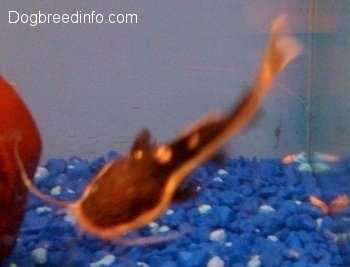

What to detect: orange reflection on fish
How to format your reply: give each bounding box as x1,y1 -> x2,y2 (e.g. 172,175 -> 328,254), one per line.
0,76 -> 41,260
309,195 -> 329,213
309,194 -> 350,214
282,152 -> 340,165
283,153 -> 347,214
329,194 -> 350,214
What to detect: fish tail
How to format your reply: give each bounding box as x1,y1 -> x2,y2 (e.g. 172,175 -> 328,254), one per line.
13,137 -> 70,209
253,14 -> 302,99
225,14 -> 302,134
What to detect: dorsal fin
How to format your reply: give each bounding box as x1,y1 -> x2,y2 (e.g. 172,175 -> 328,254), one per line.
130,128 -> 153,153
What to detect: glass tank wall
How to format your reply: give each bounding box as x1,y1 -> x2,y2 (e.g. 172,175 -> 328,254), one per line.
308,2 -> 350,264
1,1 -> 310,161
6,3 -> 349,159
309,1 -> 350,156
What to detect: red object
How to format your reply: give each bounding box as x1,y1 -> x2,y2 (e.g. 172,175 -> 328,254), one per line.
0,76 -> 41,260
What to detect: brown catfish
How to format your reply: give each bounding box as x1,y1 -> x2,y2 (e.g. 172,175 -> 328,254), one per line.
15,14 -> 301,245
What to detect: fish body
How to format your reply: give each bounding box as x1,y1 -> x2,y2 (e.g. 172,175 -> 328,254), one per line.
0,76 -> 41,259
15,14 -> 301,244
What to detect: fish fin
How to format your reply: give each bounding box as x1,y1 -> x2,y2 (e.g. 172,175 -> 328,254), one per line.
130,128 -> 154,153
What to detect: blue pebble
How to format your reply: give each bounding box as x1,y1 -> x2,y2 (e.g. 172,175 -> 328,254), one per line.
89,156 -> 106,173
240,185 -> 254,197
300,214 -> 317,231
267,196 -> 281,206
65,157 -> 84,176
187,206 -> 203,225
310,248 -> 323,261
279,200 -> 301,215
178,249 -> 208,266
277,186 -> 304,199
300,174 -> 321,195
303,203 -> 326,218
214,205 -> 235,226
258,238 -> 285,267
218,190 -> 239,206
259,186 -> 277,198
177,251 -> 192,264
241,197 -> 258,214
284,166 -> 301,186
237,218 -> 255,234
282,248 -> 301,262
297,230 -> 312,245
187,226 -> 211,243
54,173 -> 69,185
64,247 -> 90,267
286,215 -> 303,230
259,158 -> 283,178
160,260 -> 178,267
262,214 -> 285,233
148,255 -> 170,266
7,254 -> 35,267
331,255 -> 343,266
9,154 -> 345,266
47,251 -> 65,267
46,217 -> 74,236
275,228 -> 289,241
161,208 -> 186,227
198,210 -> 220,228
66,156 -> 84,166
67,157 -> 91,176
107,150 -> 119,160
199,188 -> 219,204
22,210 -> 50,233
252,213 -> 266,228
285,231 -> 302,248
72,178 -> 89,195
45,158 -> 67,175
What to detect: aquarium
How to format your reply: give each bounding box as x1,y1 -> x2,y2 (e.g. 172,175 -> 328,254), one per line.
0,1 -> 349,266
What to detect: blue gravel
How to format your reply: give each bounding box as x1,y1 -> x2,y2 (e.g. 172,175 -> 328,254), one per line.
4,153 -> 349,266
